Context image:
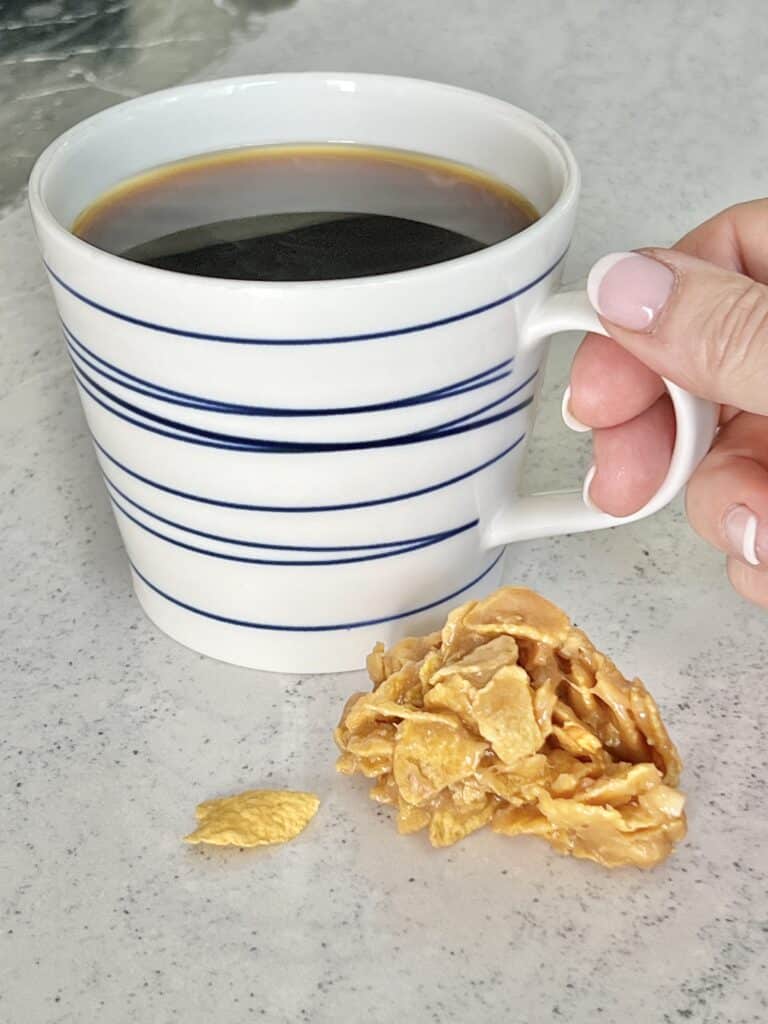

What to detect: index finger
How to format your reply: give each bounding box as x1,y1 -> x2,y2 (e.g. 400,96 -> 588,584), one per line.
569,332 -> 664,429
674,198 -> 768,281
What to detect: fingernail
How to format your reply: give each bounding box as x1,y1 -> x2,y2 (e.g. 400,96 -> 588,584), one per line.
562,386 -> 590,432
587,252 -> 676,331
582,465 -> 601,511
723,504 -> 762,566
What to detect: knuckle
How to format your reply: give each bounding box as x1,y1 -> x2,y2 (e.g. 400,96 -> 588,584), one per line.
705,280 -> 768,381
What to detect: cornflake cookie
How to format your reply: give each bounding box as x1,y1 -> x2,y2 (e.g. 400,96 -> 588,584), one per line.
335,588 -> 686,869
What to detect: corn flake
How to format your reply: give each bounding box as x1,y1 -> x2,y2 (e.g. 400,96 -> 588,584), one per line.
423,674 -> 477,730
471,666 -> 542,764
184,789 -> 319,848
429,792 -> 499,848
392,718 -> 488,805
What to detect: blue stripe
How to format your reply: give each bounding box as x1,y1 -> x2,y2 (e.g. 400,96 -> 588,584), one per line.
92,431 -> 526,512
73,362 -> 535,452
46,249 -> 566,345
69,340 -> 536,448
103,472 -> 478,552
109,486 -> 477,566
427,369 -> 538,431
129,550 -> 505,632
64,322 -> 513,416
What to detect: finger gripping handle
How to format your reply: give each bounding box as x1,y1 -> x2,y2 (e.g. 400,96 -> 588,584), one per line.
482,290 -> 719,548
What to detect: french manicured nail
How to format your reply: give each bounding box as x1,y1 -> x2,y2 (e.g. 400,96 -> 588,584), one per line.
562,386 -> 590,432
587,252 -> 675,331
582,465 -> 600,511
724,504 -> 762,566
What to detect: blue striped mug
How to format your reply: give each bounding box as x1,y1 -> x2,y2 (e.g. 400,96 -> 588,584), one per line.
29,73 -> 718,672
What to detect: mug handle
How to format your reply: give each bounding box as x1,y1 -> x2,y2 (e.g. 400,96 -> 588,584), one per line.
482,290 -> 719,547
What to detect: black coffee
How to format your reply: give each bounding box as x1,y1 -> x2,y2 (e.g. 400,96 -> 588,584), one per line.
73,144 -> 538,281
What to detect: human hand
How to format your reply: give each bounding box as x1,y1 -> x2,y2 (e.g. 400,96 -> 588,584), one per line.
567,200 -> 768,606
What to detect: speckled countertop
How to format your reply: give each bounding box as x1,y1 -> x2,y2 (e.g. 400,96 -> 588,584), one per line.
2,3 -> 767,1023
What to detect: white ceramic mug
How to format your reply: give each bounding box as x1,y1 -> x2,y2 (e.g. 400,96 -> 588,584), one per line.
29,73 -> 718,673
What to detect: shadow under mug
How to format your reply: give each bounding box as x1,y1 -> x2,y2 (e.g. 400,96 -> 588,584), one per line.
28,73 -> 718,673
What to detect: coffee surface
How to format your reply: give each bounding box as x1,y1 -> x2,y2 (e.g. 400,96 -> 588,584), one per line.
74,144 -> 538,281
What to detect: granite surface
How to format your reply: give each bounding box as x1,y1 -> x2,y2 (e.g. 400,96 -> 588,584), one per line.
2,2 -> 768,1023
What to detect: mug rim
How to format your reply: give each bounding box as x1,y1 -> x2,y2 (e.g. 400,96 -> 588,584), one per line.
28,71 -> 580,293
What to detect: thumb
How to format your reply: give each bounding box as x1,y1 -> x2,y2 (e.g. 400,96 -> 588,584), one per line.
587,248 -> 768,414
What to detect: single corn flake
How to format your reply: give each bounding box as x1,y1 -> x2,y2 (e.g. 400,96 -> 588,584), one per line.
429,792 -> 499,848
392,718 -> 488,806
471,665 -> 542,764
397,798 -> 432,835
184,789 -> 319,848
429,635 -> 520,689
423,674 -> 477,730
465,588 -> 570,646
